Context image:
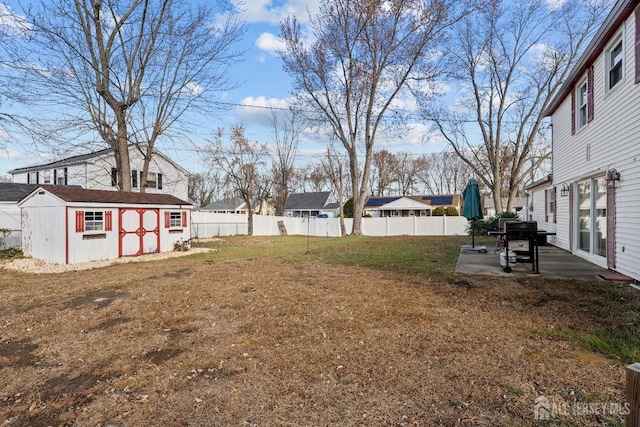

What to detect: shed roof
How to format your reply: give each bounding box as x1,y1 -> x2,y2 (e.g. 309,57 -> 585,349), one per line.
285,191 -> 332,210
0,183 -> 40,202
23,186 -> 190,206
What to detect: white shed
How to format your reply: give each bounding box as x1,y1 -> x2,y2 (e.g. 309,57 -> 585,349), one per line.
18,186 -> 192,264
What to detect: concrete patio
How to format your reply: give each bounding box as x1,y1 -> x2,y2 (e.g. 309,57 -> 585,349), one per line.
455,244 -> 625,281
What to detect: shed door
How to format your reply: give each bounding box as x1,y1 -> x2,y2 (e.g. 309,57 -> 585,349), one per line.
119,208 -> 160,257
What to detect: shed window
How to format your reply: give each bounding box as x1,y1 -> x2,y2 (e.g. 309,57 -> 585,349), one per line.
169,212 -> 182,228
85,211 -> 104,231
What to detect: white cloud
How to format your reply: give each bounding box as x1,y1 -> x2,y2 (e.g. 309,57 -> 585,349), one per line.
0,4 -> 31,36
255,32 -> 286,55
544,0 -> 566,11
233,0 -> 319,24
180,81 -> 204,96
235,95 -> 293,126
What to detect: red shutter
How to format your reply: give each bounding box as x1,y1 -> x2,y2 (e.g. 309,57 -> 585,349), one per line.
164,211 -> 171,228
105,211 -> 113,231
553,187 -> 557,224
587,65 -> 594,123
568,184 -> 574,252
571,89 -> 576,135
636,6 -> 640,83
544,189 -> 549,223
181,211 -> 187,227
75,211 -> 85,232
607,186 -> 616,269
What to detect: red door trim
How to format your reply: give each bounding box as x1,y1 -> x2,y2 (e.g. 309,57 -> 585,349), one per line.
119,208 -> 160,257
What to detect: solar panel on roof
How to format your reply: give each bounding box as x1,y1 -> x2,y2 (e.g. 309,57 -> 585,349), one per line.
422,195 -> 453,205
366,196 -> 400,207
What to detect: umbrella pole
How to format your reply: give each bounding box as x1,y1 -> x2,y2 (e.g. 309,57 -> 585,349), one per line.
472,219 -> 475,248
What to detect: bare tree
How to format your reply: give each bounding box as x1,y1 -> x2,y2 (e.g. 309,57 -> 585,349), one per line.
203,125 -> 269,235
370,149 -> 397,196
393,152 -> 427,196
320,145 -> 349,236
188,171 -> 223,208
269,107 -> 302,215
0,4 -> 43,151
419,149 -> 473,194
421,0 -> 608,212
19,0 -> 244,191
280,0 -> 467,235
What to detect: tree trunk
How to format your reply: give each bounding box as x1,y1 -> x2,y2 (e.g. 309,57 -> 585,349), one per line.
117,115 -> 132,192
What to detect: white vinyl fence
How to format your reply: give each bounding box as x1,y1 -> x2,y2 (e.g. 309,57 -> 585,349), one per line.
191,211 -> 469,239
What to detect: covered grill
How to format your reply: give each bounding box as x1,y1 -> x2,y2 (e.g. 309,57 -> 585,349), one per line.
503,221 -> 539,273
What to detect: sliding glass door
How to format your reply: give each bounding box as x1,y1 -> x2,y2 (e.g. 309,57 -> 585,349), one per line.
576,177 -> 607,261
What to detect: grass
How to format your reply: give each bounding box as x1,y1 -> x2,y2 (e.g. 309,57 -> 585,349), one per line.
2,235 -> 639,425
197,235 -> 640,363
556,327 -> 640,364
195,234 -> 467,282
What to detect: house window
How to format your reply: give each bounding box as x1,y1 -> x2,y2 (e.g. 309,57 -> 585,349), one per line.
607,37 -> 623,90
577,80 -> 587,129
146,172 -> 157,188
547,188 -> 555,220
145,172 -> 163,189
54,168 -> 67,185
27,171 -> 39,184
85,211 -> 104,231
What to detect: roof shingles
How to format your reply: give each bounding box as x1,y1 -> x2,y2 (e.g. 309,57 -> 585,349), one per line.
38,186 -> 190,206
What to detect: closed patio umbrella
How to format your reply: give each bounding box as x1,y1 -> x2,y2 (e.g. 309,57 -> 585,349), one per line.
462,178 -> 483,248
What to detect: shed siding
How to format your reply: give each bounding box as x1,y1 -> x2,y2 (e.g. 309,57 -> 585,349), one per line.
67,207 -> 120,263
19,187 -> 192,264
551,11 -> 640,280
21,193 -> 67,264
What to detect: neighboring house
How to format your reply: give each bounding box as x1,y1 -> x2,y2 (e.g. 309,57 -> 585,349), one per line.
536,0 -> 640,281
201,197 -> 276,216
364,196 -> 432,217
284,191 -> 341,217
8,144 -> 189,201
18,186 -> 191,264
523,175 -> 554,223
364,194 -> 461,217
482,196 -> 527,218
0,183 -> 39,249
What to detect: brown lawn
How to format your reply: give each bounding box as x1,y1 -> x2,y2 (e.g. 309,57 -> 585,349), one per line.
0,238 -> 636,426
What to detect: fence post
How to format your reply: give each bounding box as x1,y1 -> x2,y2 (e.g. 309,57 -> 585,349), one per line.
626,363 -> 640,426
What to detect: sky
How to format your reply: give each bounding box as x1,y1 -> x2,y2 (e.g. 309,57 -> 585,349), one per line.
0,0 -> 443,178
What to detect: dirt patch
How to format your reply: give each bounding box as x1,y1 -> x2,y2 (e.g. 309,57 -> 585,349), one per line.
0,253 -> 634,426
144,348 -> 185,365
0,339 -> 38,367
63,290 -> 128,309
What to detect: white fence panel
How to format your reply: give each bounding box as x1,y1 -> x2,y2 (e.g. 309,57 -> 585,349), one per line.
191,212 -> 469,239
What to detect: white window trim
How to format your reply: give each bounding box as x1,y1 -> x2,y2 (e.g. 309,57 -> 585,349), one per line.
605,33 -> 624,92
85,211 -> 104,232
577,79 -> 587,129
169,211 -> 182,228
